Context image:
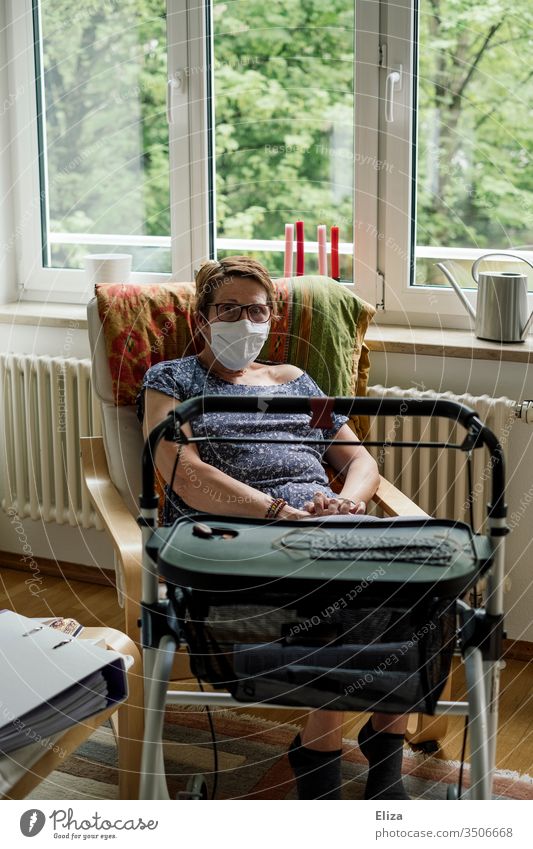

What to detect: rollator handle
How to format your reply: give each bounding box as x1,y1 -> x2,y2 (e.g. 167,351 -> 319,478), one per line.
141,395 -> 506,522
172,393 -> 481,429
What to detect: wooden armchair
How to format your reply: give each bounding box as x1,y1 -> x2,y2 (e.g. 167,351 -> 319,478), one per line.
81,277 -> 450,749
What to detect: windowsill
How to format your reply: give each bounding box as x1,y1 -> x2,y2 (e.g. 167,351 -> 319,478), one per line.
1,301 -> 532,364
365,324 -> 533,363
0,301 -> 88,328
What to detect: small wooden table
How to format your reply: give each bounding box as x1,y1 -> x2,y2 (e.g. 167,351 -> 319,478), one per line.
1,627 -> 144,800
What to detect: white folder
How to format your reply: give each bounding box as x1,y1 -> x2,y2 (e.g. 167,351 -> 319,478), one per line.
0,610 -> 128,754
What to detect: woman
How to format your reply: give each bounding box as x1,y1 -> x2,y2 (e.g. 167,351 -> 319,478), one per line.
138,256 -> 410,800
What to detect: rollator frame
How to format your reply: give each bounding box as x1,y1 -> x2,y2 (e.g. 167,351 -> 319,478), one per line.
138,396 -> 508,801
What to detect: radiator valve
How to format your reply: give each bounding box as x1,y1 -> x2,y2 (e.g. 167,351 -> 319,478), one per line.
514,400 -> 533,423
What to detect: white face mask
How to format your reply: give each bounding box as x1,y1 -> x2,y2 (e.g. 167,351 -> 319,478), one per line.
203,317 -> 270,371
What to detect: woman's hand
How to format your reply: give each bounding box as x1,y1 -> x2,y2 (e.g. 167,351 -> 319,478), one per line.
277,503 -> 314,520
303,491 -> 366,516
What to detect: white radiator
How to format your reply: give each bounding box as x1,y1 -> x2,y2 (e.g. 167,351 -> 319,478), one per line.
0,354 -> 103,529
366,385 -> 517,530
0,357 -> 522,533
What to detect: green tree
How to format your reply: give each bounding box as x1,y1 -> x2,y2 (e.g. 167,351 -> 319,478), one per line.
212,0 -> 355,276
41,0 -> 169,270
39,0 -> 533,280
417,0 -> 533,249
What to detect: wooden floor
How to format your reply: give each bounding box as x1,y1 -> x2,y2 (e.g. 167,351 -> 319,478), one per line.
1,565 -> 532,776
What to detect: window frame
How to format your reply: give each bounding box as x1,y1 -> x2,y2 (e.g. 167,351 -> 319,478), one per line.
8,0 -> 531,327
167,0 -> 212,281
352,0 -> 381,301
197,0 -> 382,291
368,0 -> 533,329
7,0 -> 171,302
369,0 -> 481,326
356,0 -> 472,323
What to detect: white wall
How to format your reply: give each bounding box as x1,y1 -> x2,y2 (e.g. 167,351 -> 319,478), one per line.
369,350 -> 533,643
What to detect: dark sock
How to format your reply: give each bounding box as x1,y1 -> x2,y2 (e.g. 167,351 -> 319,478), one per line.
287,733 -> 343,800
357,717 -> 410,800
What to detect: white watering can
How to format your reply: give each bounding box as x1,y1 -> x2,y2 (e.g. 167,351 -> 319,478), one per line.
437,252 -> 533,343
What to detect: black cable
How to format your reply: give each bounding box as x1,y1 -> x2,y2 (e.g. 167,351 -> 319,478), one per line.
169,440 -> 184,493
466,451 -> 475,531
458,716 -> 469,799
466,451 -> 479,608
463,453 -> 477,784
167,435 -> 221,799
164,439 -> 185,525
197,678 -> 219,800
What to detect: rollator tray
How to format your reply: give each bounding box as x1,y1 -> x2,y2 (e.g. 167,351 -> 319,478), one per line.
151,514 -> 493,601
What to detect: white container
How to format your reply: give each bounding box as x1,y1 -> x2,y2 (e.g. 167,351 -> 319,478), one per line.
83,253 -> 132,285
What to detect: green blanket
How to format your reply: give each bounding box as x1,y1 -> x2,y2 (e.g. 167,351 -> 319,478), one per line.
266,275 -> 375,398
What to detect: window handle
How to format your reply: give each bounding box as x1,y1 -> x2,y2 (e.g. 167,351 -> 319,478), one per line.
385,67 -> 402,124
167,69 -> 187,125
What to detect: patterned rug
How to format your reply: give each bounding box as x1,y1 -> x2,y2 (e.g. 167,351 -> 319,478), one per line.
28,708 -> 533,801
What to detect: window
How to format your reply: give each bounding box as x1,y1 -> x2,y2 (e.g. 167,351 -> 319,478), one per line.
38,0 -> 170,272
10,1 -> 529,324
38,0 -> 171,274
10,0 -> 376,298
415,0 -> 533,291
10,0 -> 171,295
370,0 -> 533,324
211,0 -> 355,281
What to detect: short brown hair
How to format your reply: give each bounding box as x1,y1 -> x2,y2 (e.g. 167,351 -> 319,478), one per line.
194,256 -> 279,320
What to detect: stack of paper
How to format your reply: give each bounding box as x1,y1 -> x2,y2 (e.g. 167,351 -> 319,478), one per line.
0,611 -> 127,755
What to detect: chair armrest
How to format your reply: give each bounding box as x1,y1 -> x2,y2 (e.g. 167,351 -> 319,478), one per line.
371,475 -> 428,517
80,437 -> 142,598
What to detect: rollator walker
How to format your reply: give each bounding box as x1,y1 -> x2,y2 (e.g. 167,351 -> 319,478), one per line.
138,395 -> 507,800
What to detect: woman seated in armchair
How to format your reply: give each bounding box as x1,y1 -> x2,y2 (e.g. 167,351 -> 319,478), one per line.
137,255 -> 410,801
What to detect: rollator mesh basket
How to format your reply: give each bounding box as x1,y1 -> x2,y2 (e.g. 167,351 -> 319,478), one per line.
180,596 -> 457,714
158,514 -> 488,714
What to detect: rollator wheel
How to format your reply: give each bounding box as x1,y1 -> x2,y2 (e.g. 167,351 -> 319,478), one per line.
447,784 -> 459,800
185,774 -> 209,800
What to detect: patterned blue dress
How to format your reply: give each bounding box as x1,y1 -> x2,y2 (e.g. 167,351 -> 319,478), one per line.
137,355 -> 349,525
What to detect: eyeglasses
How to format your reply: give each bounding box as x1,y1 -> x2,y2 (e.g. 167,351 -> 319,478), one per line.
212,302 -> 272,323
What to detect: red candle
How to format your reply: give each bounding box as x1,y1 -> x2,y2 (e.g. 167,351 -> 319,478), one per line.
296,220 -> 305,276
330,225 -> 339,280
